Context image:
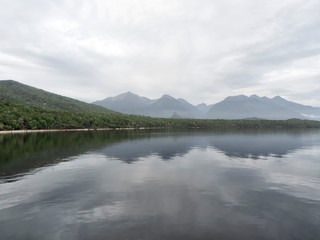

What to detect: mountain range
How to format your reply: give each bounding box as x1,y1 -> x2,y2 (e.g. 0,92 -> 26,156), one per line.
1,80 -> 319,120
94,92 -> 320,120
1,80 -> 320,131
93,92 -> 201,118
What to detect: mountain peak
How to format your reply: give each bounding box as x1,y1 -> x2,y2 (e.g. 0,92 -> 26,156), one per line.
249,95 -> 271,102
225,95 -> 248,101
111,91 -> 142,101
160,94 -> 176,100
124,91 -> 138,96
250,94 -> 260,99
273,95 -> 285,100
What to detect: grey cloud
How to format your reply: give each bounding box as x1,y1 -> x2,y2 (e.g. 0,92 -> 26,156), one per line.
0,0 -> 320,106
246,21 -> 320,67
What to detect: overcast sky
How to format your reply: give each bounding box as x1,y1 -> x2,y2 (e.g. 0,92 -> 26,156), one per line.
0,0 -> 320,106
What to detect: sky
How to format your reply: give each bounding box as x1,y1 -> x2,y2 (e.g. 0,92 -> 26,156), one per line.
0,0 -> 320,106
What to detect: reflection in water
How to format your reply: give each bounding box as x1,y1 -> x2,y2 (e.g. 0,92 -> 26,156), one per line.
0,130 -> 150,179
99,130 -> 320,162
1,129 -> 320,239
1,129 -> 320,171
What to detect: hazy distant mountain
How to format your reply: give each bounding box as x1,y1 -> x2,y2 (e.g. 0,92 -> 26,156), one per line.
271,96 -> 320,120
94,92 -> 320,120
196,103 -> 213,114
206,95 -> 304,120
143,94 -> 201,118
94,93 -> 201,118
0,80 -> 114,114
93,91 -> 153,115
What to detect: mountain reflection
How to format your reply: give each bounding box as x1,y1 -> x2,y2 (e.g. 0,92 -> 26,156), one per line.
99,129 -> 320,162
1,129 -> 320,180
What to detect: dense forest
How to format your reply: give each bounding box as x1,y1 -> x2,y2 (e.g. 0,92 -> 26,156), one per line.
1,100 -> 320,131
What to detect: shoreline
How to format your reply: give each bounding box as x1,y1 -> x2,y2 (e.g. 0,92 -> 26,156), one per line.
0,127 -> 165,135
1,119 -> 320,135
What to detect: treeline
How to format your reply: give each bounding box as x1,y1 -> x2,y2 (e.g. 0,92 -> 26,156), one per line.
1,101 -> 320,131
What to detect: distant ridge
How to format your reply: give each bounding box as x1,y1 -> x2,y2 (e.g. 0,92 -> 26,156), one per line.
94,92 -> 201,118
1,80 -> 319,120
1,80 -> 320,131
143,94 -> 201,118
93,91 -> 153,115
271,96 -> 320,119
196,103 -> 213,114
206,95 -> 304,120
0,80 -> 115,114
95,92 -> 320,120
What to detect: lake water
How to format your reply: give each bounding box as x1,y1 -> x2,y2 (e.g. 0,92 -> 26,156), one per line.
1,129 -> 320,240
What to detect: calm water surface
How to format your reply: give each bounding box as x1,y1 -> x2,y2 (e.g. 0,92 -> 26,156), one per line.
1,129 -> 320,239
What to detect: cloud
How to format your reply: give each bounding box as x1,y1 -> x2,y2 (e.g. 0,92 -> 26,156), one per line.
0,0 -> 320,106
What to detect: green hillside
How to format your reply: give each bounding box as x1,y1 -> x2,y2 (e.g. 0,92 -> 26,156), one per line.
0,101 -> 142,130
0,80 -> 115,114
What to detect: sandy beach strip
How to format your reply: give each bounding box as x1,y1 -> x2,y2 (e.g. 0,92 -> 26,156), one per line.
0,127 -> 164,135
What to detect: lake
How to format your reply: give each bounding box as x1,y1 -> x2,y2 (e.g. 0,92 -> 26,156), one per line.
1,129 -> 320,239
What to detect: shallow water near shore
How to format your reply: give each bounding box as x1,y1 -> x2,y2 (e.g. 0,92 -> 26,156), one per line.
1,129 -> 320,239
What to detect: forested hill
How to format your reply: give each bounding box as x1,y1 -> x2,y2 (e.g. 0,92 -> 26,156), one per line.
0,80 -> 115,114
